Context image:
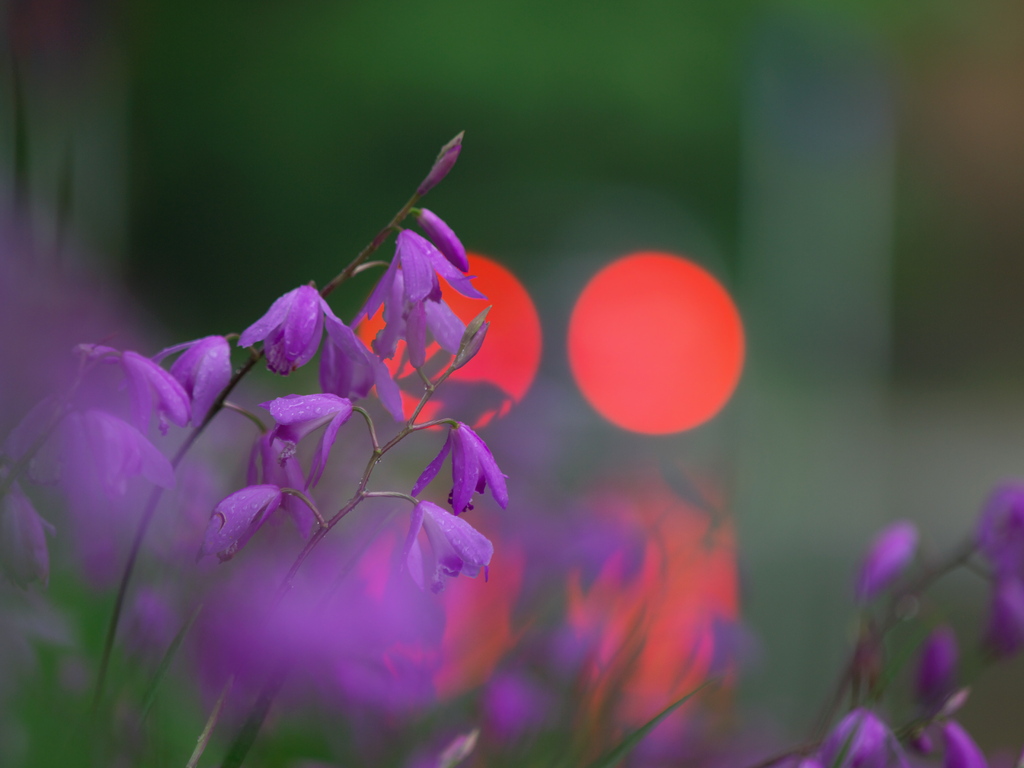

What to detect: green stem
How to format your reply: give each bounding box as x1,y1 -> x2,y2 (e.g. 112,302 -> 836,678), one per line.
187,675 -> 234,768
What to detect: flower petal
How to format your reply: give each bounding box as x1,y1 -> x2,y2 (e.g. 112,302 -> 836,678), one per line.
201,485 -> 282,561
424,298 -> 466,354
238,289 -> 294,348
417,208 -> 469,272
412,430 -> 453,497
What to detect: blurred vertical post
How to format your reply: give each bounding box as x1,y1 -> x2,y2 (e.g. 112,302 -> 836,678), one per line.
736,14 -> 895,729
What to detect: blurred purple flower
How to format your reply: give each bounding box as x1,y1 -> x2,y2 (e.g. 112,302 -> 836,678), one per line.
484,671 -> 552,741
942,721 -> 988,768
200,484 -> 283,562
976,482 -> 1024,579
917,625 -> 958,709
261,393 -> 353,489
819,709 -> 892,768
239,285 -> 331,374
155,335 -> 232,425
416,208 -> 469,272
359,230 -> 484,365
124,587 -> 177,660
417,132 -> 463,196
986,576 -> 1024,656
412,423 -> 508,515
320,314 -> 403,421
403,500 -> 493,593
855,520 -> 918,602
0,481 -> 54,588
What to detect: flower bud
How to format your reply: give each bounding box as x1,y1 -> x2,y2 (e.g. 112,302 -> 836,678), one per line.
415,208 -> 469,272
820,709 -> 890,768
0,482 -> 54,588
942,721 -> 988,768
453,306 -> 491,371
855,520 -> 918,602
986,576 -> 1024,656
417,131 -> 463,196
917,625 -> 958,709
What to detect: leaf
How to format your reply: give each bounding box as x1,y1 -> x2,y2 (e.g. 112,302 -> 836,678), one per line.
584,679 -> 716,768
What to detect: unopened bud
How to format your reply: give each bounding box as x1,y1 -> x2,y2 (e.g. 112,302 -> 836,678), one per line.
417,131 -> 464,196
453,307 -> 491,370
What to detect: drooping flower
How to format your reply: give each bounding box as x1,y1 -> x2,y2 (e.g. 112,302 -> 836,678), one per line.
154,335 -> 232,425
358,230 -> 484,365
986,575 -> 1024,656
261,393 -> 354,489
855,520 -> 918,602
238,285 -> 333,375
200,484 -> 283,562
403,500 -> 493,593
320,314 -> 403,421
412,422 -> 508,514
415,208 -> 469,272
819,708 -> 893,768
247,432 -> 315,538
0,480 -> 54,588
942,721 -> 988,768
916,625 -> 958,710
417,131 -> 463,196
976,482 -> 1024,579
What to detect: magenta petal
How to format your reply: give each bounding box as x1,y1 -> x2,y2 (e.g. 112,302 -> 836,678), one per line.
917,625 -> 958,708
412,431 -> 453,497
417,208 -> 469,272
357,257 -> 398,323
451,427 -> 481,515
168,336 -> 232,425
987,576 -> 1024,656
122,351 -> 191,433
406,302 -> 428,369
321,316 -> 375,399
3,396 -> 58,462
201,485 -> 282,561
424,299 -> 466,354
281,286 -> 324,369
371,355 -> 404,422
307,409 -> 351,489
430,249 -> 486,300
238,290 -> 293,348
417,132 -> 462,196
262,393 -> 352,439
397,231 -> 440,304
0,482 -> 53,588
820,709 -> 890,768
419,500 -> 493,592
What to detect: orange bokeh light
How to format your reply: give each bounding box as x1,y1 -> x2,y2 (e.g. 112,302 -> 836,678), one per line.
567,252 -> 744,434
357,253 -> 542,427
567,471 -> 738,729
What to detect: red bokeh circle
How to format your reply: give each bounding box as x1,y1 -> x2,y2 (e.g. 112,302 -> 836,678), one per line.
567,252 -> 744,434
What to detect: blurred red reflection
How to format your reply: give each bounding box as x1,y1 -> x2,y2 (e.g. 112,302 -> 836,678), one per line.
568,252 -> 744,434
357,253 -> 542,427
567,471 -> 738,730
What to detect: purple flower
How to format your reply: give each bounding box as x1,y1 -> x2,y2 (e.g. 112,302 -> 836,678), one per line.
238,285 -> 333,374
200,484 -> 283,562
916,625 -> 958,709
247,432 -> 314,538
855,520 -> 918,602
0,481 -> 54,588
320,314 -> 403,421
121,351 -> 192,435
986,576 -> 1024,656
261,393 -> 354,489
359,230 -> 484,365
412,423 -> 508,514
820,709 -> 893,768
403,500 -> 493,593
154,336 -> 232,425
417,131 -> 463,196
484,671 -> 552,741
415,208 -> 469,272
942,721 -> 988,768
976,482 -> 1024,579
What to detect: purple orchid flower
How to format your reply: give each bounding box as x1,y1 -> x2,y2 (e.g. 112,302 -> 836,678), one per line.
986,575 -> 1024,656
917,625 -> 958,710
238,285 -> 334,374
412,422 -> 508,514
855,520 -> 918,602
154,335 -> 232,425
358,230 -> 484,364
976,482 -> 1024,579
200,484 -> 283,562
261,393 -> 353,489
320,314 -> 403,421
415,208 -> 469,272
942,721 -> 988,768
403,499 -> 493,593
417,131 -> 463,196
0,480 -> 54,588
819,708 -> 896,768
247,432 -> 316,538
